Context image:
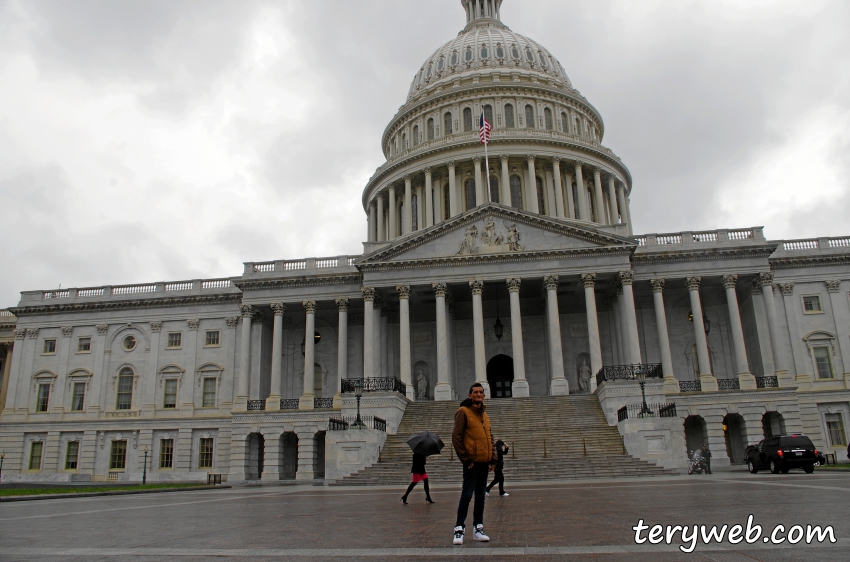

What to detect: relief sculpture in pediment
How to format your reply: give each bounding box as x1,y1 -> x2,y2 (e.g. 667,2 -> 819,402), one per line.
456,217 -> 523,255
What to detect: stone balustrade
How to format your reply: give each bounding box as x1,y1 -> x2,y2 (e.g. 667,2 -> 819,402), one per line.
634,227 -> 764,248
21,277 -> 238,304
242,255 -> 359,277
780,237 -> 850,251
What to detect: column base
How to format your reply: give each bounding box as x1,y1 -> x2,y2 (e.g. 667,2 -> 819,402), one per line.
332,392 -> 343,410
233,396 -> 249,413
265,394 -> 281,412
299,393 -> 315,410
295,471 -> 316,481
434,383 -> 453,402
549,377 -> 569,396
405,386 -> 416,401
261,471 -> 282,481
663,376 -> 680,394
794,373 -> 813,389
511,379 -> 529,398
776,370 -> 795,388
737,372 -> 756,391
699,374 -> 718,392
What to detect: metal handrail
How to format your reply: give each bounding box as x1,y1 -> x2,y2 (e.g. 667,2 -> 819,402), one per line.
595,364 -> 663,386
247,400 -> 266,411
678,380 -> 702,393
280,399 -> 300,410
755,376 -> 779,389
327,415 -> 387,432
617,402 -> 677,422
341,377 -> 406,395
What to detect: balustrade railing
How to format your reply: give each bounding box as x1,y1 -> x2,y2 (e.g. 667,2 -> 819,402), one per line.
691,231 -> 718,242
617,402 -> 677,422
0,309 -> 14,317
756,376 -> 779,389
164,281 -> 193,291
112,284 -> 157,295
201,279 -> 231,289
78,288 -> 105,297
717,378 -> 741,391
783,239 -> 818,251
679,380 -> 702,392
247,400 -> 266,411
656,234 -> 682,245
829,237 -> 850,248
280,399 -> 300,410
253,262 -> 275,272
728,229 -> 754,241
315,259 -> 337,269
38,277 -> 234,302
283,260 -> 306,271
327,416 -> 387,432
314,397 -> 334,409
341,377 -> 407,395
595,364 -> 662,386
43,290 -> 70,299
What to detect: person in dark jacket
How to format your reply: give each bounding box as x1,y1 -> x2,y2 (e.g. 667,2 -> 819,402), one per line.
486,440 -> 509,497
701,444 -> 712,474
401,452 -> 434,504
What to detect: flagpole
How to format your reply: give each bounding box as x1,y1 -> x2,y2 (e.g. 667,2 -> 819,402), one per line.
482,114 -> 490,203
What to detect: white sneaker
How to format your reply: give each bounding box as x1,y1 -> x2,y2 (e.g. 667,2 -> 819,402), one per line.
500,492 -> 509,497
484,491 -> 489,496
453,526 -> 464,545
473,524 -> 490,542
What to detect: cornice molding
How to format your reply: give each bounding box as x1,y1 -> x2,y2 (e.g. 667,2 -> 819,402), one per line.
9,294 -> 243,318
632,246 -> 775,265
769,253 -> 850,270
234,273 -> 362,292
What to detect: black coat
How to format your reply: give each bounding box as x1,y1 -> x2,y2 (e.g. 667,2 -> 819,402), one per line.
494,442 -> 508,470
411,452 -> 427,475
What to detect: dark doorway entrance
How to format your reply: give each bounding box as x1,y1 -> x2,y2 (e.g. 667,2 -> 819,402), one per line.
247,433 -> 264,480
282,432 -> 298,480
487,355 -> 514,398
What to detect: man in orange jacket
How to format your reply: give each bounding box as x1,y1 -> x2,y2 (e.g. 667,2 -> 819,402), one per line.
451,382 -> 497,545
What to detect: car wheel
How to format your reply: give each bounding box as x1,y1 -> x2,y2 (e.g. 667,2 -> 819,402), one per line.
769,459 -> 780,474
747,460 -> 758,474
803,465 -> 814,474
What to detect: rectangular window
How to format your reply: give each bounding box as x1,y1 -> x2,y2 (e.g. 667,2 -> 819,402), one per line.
167,332 -> 182,348
65,441 -> 79,469
116,370 -> 134,410
814,347 -> 834,379
825,413 -> 847,447
77,337 -> 91,352
110,440 -> 127,470
803,295 -> 822,313
202,378 -> 216,408
36,384 -> 50,412
205,330 -> 220,347
198,438 -> 214,469
29,442 -> 43,470
71,382 -> 86,411
43,339 -> 56,354
163,379 -> 178,409
159,439 -> 174,468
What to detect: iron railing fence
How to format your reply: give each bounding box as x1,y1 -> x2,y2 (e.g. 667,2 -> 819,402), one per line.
327,416 -> 387,432
756,376 -> 779,388
717,378 -> 741,390
617,402 -> 677,422
595,364 -> 663,386
280,399 -> 300,410
247,400 -> 266,411
679,380 -> 702,392
314,398 -> 334,409
341,377 -> 406,395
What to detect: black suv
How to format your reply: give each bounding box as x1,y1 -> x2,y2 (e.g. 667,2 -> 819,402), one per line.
745,434 -> 818,474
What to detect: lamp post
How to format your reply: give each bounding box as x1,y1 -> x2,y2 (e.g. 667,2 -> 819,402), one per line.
493,302 -> 504,341
142,446 -> 148,485
352,377 -> 366,429
636,367 -> 652,416
0,450 -> 4,484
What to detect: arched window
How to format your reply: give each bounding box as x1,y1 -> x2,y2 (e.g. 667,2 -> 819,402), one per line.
510,175 -> 523,208
483,104 -> 493,126
504,104 -> 515,128
463,108 -> 473,132
413,125 -> 420,146
480,44 -> 489,59
412,194 -> 419,231
465,46 -> 473,62
525,48 -> 535,63
536,176 -> 546,214
398,202 -> 404,234
496,43 -> 505,59
450,51 -> 458,66
574,117 -> 580,135
444,112 -> 453,135
561,112 -> 568,133
539,52 -> 548,68
465,178 -> 476,210
587,184 -> 596,221
116,367 -> 134,410
427,118 -> 435,141
525,105 -> 535,129
437,57 -> 445,71
402,132 -> 407,149
511,45 -> 520,60
425,64 -> 432,80
544,108 -> 553,130
489,175 -> 499,203
443,184 -> 451,218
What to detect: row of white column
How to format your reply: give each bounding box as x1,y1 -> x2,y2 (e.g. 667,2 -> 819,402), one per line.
366,158 -> 633,242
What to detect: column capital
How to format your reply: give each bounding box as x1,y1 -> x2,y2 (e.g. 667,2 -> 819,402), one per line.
777,282 -> 795,296
396,284 -> 411,299
240,304 -> 257,318
149,321 -> 162,333
61,326 -> 74,337
722,274 -> 738,289
404,175 -> 412,183
500,154 -> 509,162
335,298 -> 350,311
581,273 -> 596,288
506,277 -> 522,293
473,157 -> 482,165
96,324 -> 109,335
26,328 -> 39,338
432,282 -> 448,297
225,317 -> 240,328
574,159 -> 584,169
543,275 -> 559,291
755,272 -> 774,288
14,328 -> 26,340
361,287 -> 376,301
686,276 -> 702,291
187,319 -> 201,331
270,302 -> 286,316
447,160 -> 456,170
552,156 -> 561,163
2,341 -> 13,352
469,280 -> 484,295
593,167 -> 602,176
618,271 -> 635,286
825,280 -> 841,293
650,278 -> 665,293
389,184 -> 396,193
302,300 -> 317,314
423,167 -> 432,176
526,154 -> 536,162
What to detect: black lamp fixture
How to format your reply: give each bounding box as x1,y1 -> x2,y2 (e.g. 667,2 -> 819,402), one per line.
493,302 -> 504,341
300,331 -> 322,356
142,446 -> 148,485
352,377 -> 365,429
636,367 -> 652,416
687,310 -> 711,335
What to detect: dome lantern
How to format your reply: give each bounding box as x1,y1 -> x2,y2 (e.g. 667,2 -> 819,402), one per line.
463,0 -> 503,25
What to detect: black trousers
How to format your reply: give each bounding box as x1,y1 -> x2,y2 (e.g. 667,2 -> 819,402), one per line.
486,468 -> 505,495
402,478 -> 430,499
455,463 -> 489,528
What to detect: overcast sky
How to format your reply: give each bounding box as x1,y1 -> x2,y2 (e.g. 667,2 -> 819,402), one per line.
1,0 -> 848,308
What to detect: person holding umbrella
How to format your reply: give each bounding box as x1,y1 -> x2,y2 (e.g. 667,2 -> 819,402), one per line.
403,431 -> 444,505
485,440 -> 509,497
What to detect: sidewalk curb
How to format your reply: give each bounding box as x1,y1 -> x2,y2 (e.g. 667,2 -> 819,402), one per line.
0,485 -> 232,503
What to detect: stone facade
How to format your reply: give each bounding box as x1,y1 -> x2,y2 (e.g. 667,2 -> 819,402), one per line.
1,1 -> 849,481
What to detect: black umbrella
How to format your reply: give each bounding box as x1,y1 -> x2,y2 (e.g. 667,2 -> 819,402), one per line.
407,431 -> 445,457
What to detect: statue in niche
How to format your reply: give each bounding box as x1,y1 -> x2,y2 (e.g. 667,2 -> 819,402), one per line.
416,369 -> 430,400
505,222 -> 523,251
457,224 -> 479,255
578,358 -> 591,392
481,217 -> 503,247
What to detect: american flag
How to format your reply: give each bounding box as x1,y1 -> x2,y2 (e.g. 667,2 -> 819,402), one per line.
479,114 -> 492,145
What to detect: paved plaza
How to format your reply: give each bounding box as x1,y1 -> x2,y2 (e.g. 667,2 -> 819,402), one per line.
1,472 -> 848,561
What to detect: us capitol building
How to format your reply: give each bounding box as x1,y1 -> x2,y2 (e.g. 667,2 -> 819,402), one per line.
1,0 -> 848,482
